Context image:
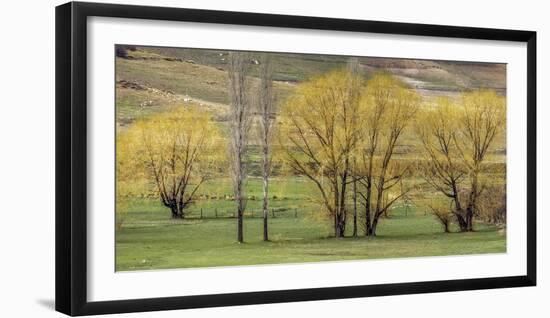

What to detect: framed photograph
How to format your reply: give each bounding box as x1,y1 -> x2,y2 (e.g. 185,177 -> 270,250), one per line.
55,1 -> 536,316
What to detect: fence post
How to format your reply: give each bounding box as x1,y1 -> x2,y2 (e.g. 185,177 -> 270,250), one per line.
200,208 -> 203,219
215,208 -> 217,218
272,208 -> 275,218
295,208 -> 297,218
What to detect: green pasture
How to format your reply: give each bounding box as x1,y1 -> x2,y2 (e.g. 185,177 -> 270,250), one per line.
116,178 -> 506,271
116,201 -> 505,271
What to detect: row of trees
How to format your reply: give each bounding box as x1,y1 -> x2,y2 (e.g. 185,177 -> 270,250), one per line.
279,67 -> 421,237
227,53 -> 276,242
116,53 -> 506,242
117,52 -> 277,243
278,61 -> 505,237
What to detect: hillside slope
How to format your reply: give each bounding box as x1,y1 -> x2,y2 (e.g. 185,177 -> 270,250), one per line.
115,46 -> 506,127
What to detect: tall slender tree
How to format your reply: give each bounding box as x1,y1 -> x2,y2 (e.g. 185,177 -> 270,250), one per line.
257,55 -> 276,241
228,52 -> 252,243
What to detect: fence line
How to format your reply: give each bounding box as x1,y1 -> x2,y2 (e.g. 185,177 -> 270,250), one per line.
176,207 -> 300,219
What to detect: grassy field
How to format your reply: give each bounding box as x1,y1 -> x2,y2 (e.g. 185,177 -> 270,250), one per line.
116,199 -> 506,271
116,179 -> 506,271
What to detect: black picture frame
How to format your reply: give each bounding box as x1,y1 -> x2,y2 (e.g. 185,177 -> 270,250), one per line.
55,1 -> 537,316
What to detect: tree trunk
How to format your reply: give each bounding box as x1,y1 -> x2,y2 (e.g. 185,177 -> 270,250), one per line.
466,206 -> 474,232
177,201 -> 186,219
333,181 -> 340,237
352,173 -> 358,237
365,203 -> 372,236
236,176 -> 245,243
237,213 -> 243,242
454,212 -> 468,232
335,212 -> 346,238
364,178 -> 372,236
465,171 -> 479,232
169,204 -> 181,219
370,216 -> 379,237
262,168 -> 269,241
369,175 -> 385,237
237,196 -> 244,243
335,164 -> 349,238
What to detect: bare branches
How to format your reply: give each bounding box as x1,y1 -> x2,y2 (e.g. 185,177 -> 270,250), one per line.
228,52 -> 253,243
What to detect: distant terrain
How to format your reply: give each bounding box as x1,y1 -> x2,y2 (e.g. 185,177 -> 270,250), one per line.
116,46 -> 506,126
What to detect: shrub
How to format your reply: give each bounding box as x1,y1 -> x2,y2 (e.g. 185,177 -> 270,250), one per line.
478,184 -> 506,226
428,200 -> 453,233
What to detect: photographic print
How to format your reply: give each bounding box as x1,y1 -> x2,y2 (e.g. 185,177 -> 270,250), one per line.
56,4 -> 536,314
114,45 -> 507,271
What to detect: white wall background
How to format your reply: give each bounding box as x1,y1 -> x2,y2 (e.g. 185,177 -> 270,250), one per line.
0,0 -> 546,316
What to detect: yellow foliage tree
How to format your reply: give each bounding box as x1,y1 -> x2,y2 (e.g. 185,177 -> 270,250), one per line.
456,90 -> 506,230
116,106 -> 223,219
416,97 -> 467,230
278,69 -> 364,237
354,73 -> 421,236
417,90 -> 505,231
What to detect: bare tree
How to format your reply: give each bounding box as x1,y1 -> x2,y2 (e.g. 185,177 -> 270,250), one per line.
257,55 -> 275,241
228,52 -> 252,243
